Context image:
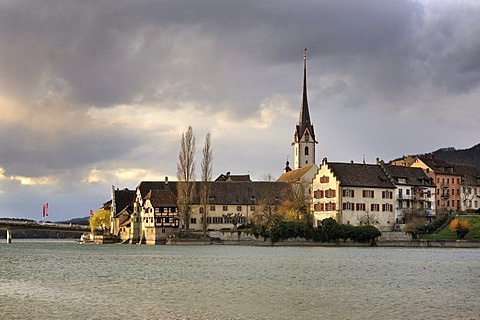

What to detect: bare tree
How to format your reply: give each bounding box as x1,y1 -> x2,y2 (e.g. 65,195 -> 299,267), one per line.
223,212 -> 243,230
252,173 -> 283,230
177,126 -> 196,233
200,132 -> 213,236
358,211 -> 377,226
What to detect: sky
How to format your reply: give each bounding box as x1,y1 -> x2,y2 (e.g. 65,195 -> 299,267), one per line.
1,0 -> 480,221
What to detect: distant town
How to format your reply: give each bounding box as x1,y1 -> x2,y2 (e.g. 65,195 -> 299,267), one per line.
90,52 -> 479,245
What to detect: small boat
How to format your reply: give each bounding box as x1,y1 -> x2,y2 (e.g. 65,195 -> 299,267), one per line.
76,232 -> 94,243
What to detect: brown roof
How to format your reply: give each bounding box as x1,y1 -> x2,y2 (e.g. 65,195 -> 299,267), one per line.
277,164 -> 316,182
327,162 -> 395,189
136,180 -> 293,205
144,189 -> 177,207
382,164 -> 435,187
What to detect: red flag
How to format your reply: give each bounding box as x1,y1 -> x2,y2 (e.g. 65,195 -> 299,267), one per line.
43,203 -> 49,217
90,209 -> 95,216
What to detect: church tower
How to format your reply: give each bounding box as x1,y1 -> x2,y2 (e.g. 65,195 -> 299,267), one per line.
293,49 -> 317,169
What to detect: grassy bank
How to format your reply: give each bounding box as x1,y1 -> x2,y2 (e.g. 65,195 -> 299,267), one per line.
421,216 -> 480,240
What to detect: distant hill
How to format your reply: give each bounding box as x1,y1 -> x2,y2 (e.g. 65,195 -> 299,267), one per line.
57,216 -> 90,225
432,143 -> 480,170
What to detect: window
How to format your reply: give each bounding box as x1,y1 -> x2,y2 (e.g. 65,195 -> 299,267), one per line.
355,203 -> 366,211
250,206 -> 255,211
190,218 -> 197,224
325,189 -> 336,198
457,200 -> 461,208
155,208 -> 160,213
452,189 -> 455,195
371,204 -> 380,211
326,202 -> 336,211
362,190 -> 374,198
406,189 -> 410,196
210,205 -> 216,211
382,204 -> 393,212
199,207 -> 204,214
457,178 -> 460,184
161,228 -> 166,234
343,189 -> 354,197
305,146 -> 309,156
314,190 -> 324,199
319,176 -> 329,183
314,203 -> 324,211
236,206 -> 242,212
342,202 -> 354,210
223,205 -> 228,211
398,189 -> 403,198
382,190 -> 393,199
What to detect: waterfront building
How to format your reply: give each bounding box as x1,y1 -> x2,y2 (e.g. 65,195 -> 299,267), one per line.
395,154 -> 463,212
312,158 -> 396,231
453,163 -> 480,213
111,177 -> 294,243
378,161 -> 436,226
292,50 -> 317,170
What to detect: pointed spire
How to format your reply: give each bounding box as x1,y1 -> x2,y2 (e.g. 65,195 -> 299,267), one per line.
298,48 -> 311,126
296,48 -> 315,142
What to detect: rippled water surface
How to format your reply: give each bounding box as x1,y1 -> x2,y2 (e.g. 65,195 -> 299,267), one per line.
1,241 -> 479,319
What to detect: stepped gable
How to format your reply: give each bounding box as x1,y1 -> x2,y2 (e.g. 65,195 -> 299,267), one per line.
328,162 -> 395,188
277,164 -> 316,182
144,189 -> 177,207
382,164 -> 435,187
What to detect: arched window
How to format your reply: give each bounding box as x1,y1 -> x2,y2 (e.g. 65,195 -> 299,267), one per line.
305,146 -> 309,156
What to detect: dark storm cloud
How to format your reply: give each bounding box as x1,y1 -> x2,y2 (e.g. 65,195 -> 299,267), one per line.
1,0 -> 480,220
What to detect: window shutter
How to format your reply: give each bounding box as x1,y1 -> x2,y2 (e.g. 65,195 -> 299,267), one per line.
343,189 -> 346,197
371,204 -> 374,211
362,190 -> 366,197
332,203 -> 336,210
382,204 -> 385,211
320,203 -> 324,211
371,191 -> 374,198
352,203 -> 355,211
382,191 -> 385,198
390,192 -> 393,199
320,190 -> 324,198
332,190 -> 336,197
343,203 -> 346,210
351,190 -> 354,197
326,177 -> 329,183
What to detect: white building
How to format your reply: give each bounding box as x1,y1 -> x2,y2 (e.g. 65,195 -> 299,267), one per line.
312,158 -> 396,231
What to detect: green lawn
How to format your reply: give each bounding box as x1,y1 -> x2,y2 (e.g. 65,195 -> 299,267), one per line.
421,216 -> 480,240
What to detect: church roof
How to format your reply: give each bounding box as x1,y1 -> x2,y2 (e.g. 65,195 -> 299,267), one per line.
277,164 -> 317,182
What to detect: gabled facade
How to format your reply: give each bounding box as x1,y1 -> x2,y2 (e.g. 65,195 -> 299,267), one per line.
379,162 -> 436,224
312,158 -> 396,231
397,154 -> 463,212
292,50 -> 317,170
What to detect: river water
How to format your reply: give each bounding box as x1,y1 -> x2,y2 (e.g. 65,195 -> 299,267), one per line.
0,240 -> 479,320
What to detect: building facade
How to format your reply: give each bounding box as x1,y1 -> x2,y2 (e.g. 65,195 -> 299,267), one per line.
312,158 -> 396,231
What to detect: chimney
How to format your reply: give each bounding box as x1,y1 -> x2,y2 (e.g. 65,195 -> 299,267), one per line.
165,176 -> 168,185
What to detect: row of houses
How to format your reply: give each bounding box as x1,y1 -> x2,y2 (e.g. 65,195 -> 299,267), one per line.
105,154 -> 479,244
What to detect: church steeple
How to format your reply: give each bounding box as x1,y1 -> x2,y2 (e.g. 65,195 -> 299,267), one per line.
293,49 -> 317,170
